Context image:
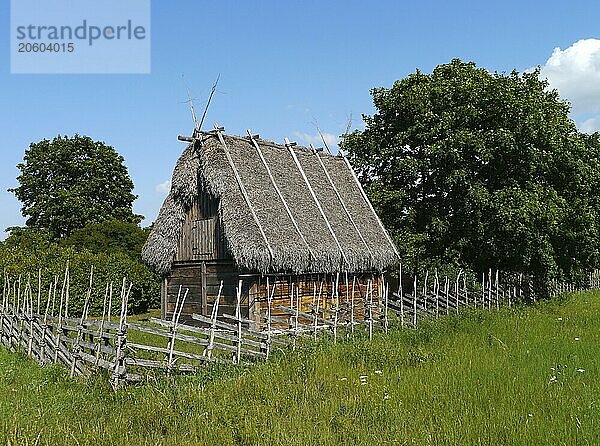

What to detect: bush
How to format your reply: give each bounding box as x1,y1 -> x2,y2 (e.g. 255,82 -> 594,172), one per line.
61,220 -> 150,260
0,227 -> 159,315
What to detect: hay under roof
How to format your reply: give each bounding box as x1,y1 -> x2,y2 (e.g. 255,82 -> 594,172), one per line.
142,131 -> 399,275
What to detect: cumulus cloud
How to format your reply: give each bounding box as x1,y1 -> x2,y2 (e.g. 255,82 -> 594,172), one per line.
155,179 -> 171,194
292,131 -> 340,150
538,39 -> 600,114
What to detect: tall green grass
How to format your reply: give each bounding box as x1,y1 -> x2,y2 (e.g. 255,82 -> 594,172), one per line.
2,291 -> 600,445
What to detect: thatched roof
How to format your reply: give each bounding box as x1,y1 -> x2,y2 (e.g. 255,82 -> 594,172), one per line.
142,131 -> 399,275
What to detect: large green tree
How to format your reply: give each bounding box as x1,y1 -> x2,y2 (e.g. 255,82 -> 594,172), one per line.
342,59 -> 600,287
10,135 -> 141,238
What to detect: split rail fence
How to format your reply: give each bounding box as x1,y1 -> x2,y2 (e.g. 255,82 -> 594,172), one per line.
1,266 -> 598,387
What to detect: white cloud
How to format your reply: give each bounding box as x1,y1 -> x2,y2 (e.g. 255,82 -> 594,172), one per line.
538,39 -> 600,114
155,179 -> 171,194
291,131 -> 340,151
579,116 -> 600,134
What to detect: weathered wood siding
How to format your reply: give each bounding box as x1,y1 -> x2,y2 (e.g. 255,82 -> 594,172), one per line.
249,273 -> 382,321
164,261 -> 249,323
175,188 -> 230,262
164,268 -> 382,328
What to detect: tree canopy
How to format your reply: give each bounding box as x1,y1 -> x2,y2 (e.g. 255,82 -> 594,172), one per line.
10,135 -> 141,238
342,59 -> 600,287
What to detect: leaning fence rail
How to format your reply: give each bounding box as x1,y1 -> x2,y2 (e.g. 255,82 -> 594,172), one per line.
1,265 -> 599,387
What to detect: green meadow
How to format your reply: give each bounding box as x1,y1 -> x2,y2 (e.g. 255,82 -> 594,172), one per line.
1,291 -> 599,445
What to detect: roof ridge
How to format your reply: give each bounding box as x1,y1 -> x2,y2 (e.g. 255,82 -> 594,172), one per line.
197,130 -> 341,160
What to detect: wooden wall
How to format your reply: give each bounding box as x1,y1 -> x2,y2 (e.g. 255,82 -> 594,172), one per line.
175,188 -> 230,262
249,273 -> 382,322
164,267 -> 382,328
164,261 -> 250,323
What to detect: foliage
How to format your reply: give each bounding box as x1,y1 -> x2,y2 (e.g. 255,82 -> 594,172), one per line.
342,60 -> 600,288
0,231 -> 159,315
9,135 -> 142,238
2,226 -> 53,251
1,290 -> 600,445
61,219 -> 150,260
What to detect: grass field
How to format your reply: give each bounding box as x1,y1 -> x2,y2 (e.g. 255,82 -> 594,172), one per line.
1,291 -> 599,445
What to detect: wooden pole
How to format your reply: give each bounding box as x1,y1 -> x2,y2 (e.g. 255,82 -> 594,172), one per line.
235,280 -> 243,364
435,270 -> 440,318
95,283 -> 109,367
445,276 -> 449,315
463,275 -> 468,308
455,270 -> 462,314
285,137 -> 348,267
314,282 -> 320,341
333,274 -> 339,343
368,279 -> 374,340
413,275 -> 418,327
488,269 -> 492,309
383,276 -> 389,334
399,264 -> 404,328
168,288 -> 188,371
423,271 -> 429,312
351,276 -> 356,333
247,129 -> 314,259
112,279 -> 132,387
71,266 -> 93,378
37,269 -> 41,315
495,270 -> 500,310
266,278 -> 275,360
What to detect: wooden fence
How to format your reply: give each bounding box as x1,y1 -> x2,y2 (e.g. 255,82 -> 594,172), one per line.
1,266 -> 598,387
0,271 -> 285,388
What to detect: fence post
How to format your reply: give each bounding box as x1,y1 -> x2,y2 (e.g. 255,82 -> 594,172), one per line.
413,275 -> 418,327
235,280 -> 243,364
111,279 -> 131,389
398,264 -> 404,328
435,269 -> 439,318
368,279 -> 374,340
266,278 -> 274,360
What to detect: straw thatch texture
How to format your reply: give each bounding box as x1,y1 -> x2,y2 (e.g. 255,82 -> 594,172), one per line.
142,133 -> 398,275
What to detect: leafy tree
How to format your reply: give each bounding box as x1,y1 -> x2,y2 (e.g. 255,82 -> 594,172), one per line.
3,226 -> 53,251
10,135 -> 141,239
342,59 -> 600,290
61,219 -> 150,259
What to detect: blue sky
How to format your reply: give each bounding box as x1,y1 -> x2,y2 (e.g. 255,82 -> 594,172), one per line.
1,0 -> 600,238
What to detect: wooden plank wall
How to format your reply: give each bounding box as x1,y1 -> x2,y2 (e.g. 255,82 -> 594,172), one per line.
250,273 -> 382,320
165,261 -> 249,323
166,262 -> 382,328
175,189 -> 230,262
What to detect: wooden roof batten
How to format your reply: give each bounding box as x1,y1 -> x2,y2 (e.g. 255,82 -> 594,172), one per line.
214,123 -> 275,264
309,143 -> 375,261
339,149 -> 400,260
284,137 -> 349,268
246,129 -> 316,262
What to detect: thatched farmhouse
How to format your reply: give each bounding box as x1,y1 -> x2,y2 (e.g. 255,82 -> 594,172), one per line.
142,127 -> 399,323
